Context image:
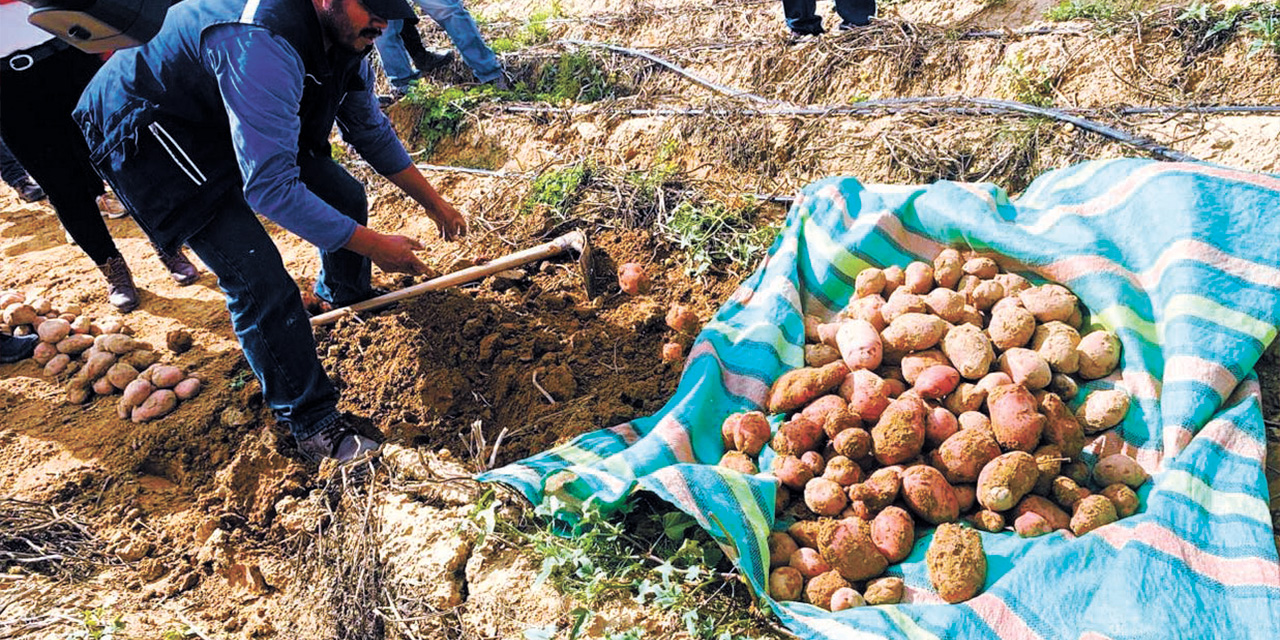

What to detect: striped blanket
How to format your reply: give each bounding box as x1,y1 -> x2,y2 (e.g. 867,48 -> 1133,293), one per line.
479,158 -> 1280,639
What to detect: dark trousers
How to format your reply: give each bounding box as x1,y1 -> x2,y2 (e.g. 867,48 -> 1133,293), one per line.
399,14 -> 429,63
782,0 -> 875,34
0,138 -> 32,188
0,45 -> 118,265
183,153 -> 369,440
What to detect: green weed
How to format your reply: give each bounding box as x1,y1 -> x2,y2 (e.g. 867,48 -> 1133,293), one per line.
228,368 -> 254,391
490,1 -> 564,53
1001,52 -> 1058,107
523,162 -> 594,219
1244,10 -> 1280,55
401,84 -> 498,153
63,608 -> 124,640
660,200 -> 779,277
1045,0 -> 1120,21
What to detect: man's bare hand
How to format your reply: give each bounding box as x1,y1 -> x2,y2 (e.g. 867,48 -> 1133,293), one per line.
426,199 -> 467,240
345,227 -> 428,275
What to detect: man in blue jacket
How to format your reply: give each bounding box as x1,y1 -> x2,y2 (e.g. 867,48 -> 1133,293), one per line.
75,0 -> 467,467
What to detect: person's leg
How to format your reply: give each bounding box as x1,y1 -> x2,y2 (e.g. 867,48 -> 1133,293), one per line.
412,0 -> 504,83
298,152 -> 373,307
399,14 -> 455,72
0,137 -> 30,188
0,333 -> 39,363
834,0 -> 875,27
782,0 -> 824,35
183,192 -> 340,440
373,20 -> 420,92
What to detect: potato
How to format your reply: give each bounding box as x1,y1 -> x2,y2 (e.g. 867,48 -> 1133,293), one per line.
95,333 -> 138,355
44,353 -> 72,377
898,350 -> 945,384
987,384 -> 1045,452
850,467 -> 902,511
804,315 -> 823,343
1037,392 -> 1085,459
815,322 -> 842,348
968,509 -> 1006,533
904,262 -> 934,294
772,416 -> 824,456
988,306 -> 1036,351
37,318 -> 71,344
806,570 -> 852,610
958,411 -> 992,434
83,351 -> 117,381
871,506 -> 915,562
32,342 -> 58,366
901,464 -> 959,524
925,407 -> 960,447
998,348 -> 1051,390
98,318 -> 130,335
92,376 -> 117,396
788,520 -> 825,549
976,451 -> 1039,512
882,265 -> 904,295
945,383 -> 987,414
101,363 -> 139,392
926,523 -> 986,603
864,576 -> 904,605
1092,454 -> 1148,488
934,428 -> 1002,484
842,295 -> 887,331
1031,322 -> 1080,374
1031,444 -> 1064,495
132,389 -> 178,423
665,304 -> 700,335
962,257 -> 998,279
804,477 -> 847,516
787,546 -> 831,581
3,303 -> 36,326
969,280 -> 1004,311
959,304 -> 984,328
56,334 -> 95,356
67,383 -> 91,404
855,268 -> 886,297
818,518 -> 887,581
915,365 -> 961,399
871,396 -> 927,465
924,288 -> 965,323
975,371 -> 1013,394
882,313 -> 947,353
768,361 -> 850,413
1075,389 -> 1131,434
832,428 -> 872,460
1018,284 -> 1077,323
805,344 -> 841,367
835,319 -> 883,372
941,323 -> 994,380
616,263 -> 650,295
1070,495 -> 1118,536
1061,460 -> 1091,485
840,369 -> 891,422
830,587 -> 865,611
933,249 -> 963,289
660,342 -> 683,362
990,295 -> 1024,316
719,451 -> 758,475
881,290 -> 928,324
822,456 -> 863,486
1101,483 -> 1140,518
1051,476 -> 1090,511
882,377 -> 907,397
1048,372 -> 1079,400
1014,512 -> 1052,537
70,316 -> 92,335
953,483 -> 976,512
773,455 -> 814,490
150,365 -> 185,389
722,411 -> 771,455
1076,330 -> 1121,380
0,292 -> 22,308
993,272 -> 1030,296
801,451 -> 827,476
123,349 -> 159,370
768,532 -> 800,568
768,566 -> 804,601
1012,495 -> 1070,531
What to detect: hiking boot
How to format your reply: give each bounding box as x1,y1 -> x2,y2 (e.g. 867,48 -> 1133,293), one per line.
97,255 -> 140,313
156,246 -> 200,285
15,179 -> 44,203
0,333 -> 39,363
297,413 -> 383,466
97,193 -> 129,219
412,48 -> 454,73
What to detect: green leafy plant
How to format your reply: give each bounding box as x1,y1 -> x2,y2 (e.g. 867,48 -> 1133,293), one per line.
533,51 -> 616,103
227,368 -> 254,391
401,84 -> 498,153
1002,52 -> 1058,107
490,1 -> 564,53
522,162 -> 594,220
1043,0 -> 1137,22
659,199 -> 779,277
63,608 -> 124,640
1244,10 -> 1280,55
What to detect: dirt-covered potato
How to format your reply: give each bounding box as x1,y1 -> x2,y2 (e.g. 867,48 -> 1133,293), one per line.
993,272 -> 1031,296
855,268 -> 887,298
721,411 -> 771,456
900,350 -> 949,385
719,451 -> 759,475
832,428 -> 872,460
940,323 -> 994,381
2,303 -> 36,326
37,318 -> 71,344
901,262 -> 933,294
806,570 -> 852,609
1061,459 -> 1091,486
933,249 -> 963,289
926,523 -> 986,603
132,389 -> 178,423
1031,444 -> 1064,495
95,333 -> 138,355
1037,392 -> 1085,459
822,407 -> 861,440
1101,483 -> 1140,518
958,410 -> 992,434
32,341 -> 58,366
789,547 -> 831,579
882,313 -> 948,353
823,455 -> 863,486
881,290 -> 928,324
870,505 -> 915,562
174,377 -> 202,401
830,587 -> 865,611
43,353 -> 72,377
1018,284 -> 1077,323
987,384 -> 1045,452
882,265 -> 905,295
818,518 -> 888,581
987,306 -> 1036,351
968,509 -> 1006,533
998,348 -> 1051,390
150,365 -> 185,389
871,395 -> 927,465
768,361 -> 850,413
772,416 -> 825,456
840,369 -> 891,422
769,532 -> 800,568
660,342 -> 683,362
1070,495 -> 1118,536
1012,495 -> 1071,531
924,287 -> 966,323
863,576 -> 904,605
773,455 -> 815,490
1030,321 -> 1080,374
1075,389 -> 1131,434
1048,372 -> 1079,400
1014,512 -> 1052,537
805,344 -> 842,367
105,362 -> 139,390
616,263 -> 650,295
837,319 -> 883,371
901,464 -> 959,524
805,470 -> 845,515
915,365 -> 961,399
850,466 -> 902,511
1051,476 -> 1091,511
1076,330 -> 1122,379
769,566 -> 804,601
945,382 -> 988,415
962,257 -> 999,279
976,451 -> 1039,512
969,280 -> 1004,311
56,334 -> 95,356
1092,453 -> 1149,488
934,427 -> 1002,484
953,483 -> 976,512
843,295 -> 887,331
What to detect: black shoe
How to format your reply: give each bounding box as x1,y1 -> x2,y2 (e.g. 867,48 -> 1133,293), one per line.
412,49 -> 455,73
15,179 -> 44,203
97,255 -> 140,313
156,246 -> 200,286
0,333 -> 39,363
297,413 -> 383,465
838,17 -> 872,31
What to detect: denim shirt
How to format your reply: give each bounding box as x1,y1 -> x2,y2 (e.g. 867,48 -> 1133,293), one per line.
74,0 -> 413,252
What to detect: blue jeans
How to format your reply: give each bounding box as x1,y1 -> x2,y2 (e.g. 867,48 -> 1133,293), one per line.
374,20 -> 420,91
0,137 -> 31,188
183,153 -> 370,440
782,0 -> 875,33
376,0 -> 502,83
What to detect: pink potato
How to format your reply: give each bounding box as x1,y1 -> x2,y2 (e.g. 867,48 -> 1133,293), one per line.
37,318 -> 71,344
998,348 -> 1051,390
900,350 -> 949,385
958,411 -> 992,434
616,263 -> 650,295
836,319 -> 883,371
987,384 -> 1045,452
818,518 -> 888,581
92,376 -> 116,396
660,342 -> 683,362
842,296 -> 887,331
904,262 -> 934,294
969,280 -> 1004,311
871,395 -> 927,465
987,306 -> 1036,351
882,265 -> 905,295
1031,321 -> 1081,374
926,523 -> 987,603
768,361 -> 850,413
106,363 -> 140,390
32,341 -> 58,365
1014,512 -> 1052,537
44,353 -> 72,377
855,268 -> 886,298
805,477 -> 847,516
953,483 -> 976,512
790,547 -> 832,579
721,411 -> 772,455
830,587 -> 865,611
768,532 -> 800,568
772,455 -> 814,490
925,407 -> 960,447
840,369 -> 891,422
933,248 -> 963,289
1038,392 -> 1085,460
823,456 -> 863,486
1076,330 -> 1122,379
801,451 -> 827,476
871,506 -> 915,562
768,566 -> 804,601
771,416 -> 824,456
1012,495 -> 1071,531
962,257 -> 999,279
1075,389 -> 1131,434
941,323 -> 994,380
993,272 -> 1031,296
150,365 -> 185,389
1018,284 -> 1078,323
131,389 -> 178,423
901,465 -> 959,524
1092,454 -> 1149,489
881,290 -> 928,324
665,304 -> 700,335
924,288 -> 966,323
975,371 -> 1013,394
915,365 -> 960,399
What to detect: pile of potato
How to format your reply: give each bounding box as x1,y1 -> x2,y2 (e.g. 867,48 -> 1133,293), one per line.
2,290 -> 202,422
718,250 -> 1144,611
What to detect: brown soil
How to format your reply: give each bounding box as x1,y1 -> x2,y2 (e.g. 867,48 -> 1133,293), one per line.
3,0 -> 1280,638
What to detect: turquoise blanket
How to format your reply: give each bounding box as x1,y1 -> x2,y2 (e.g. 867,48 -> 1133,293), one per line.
479,158 -> 1280,639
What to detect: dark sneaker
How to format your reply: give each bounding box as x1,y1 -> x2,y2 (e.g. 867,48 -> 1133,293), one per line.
156,246 -> 200,285
297,414 -> 383,466
412,49 -> 455,73
838,17 -> 872,31
486,73 -> 511,91
0,333 -> 39,363
303,286 -> 390,317
97,255 -> 140,313
15,179 -> 44,203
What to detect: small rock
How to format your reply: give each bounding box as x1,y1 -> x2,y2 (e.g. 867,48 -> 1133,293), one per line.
116,539 -> 153,562
168,571 -> 199,595
221,406 -> 255,428
166,329 -> 193,354
489,269 -> 527,292
227,562 -> 270,595
448,257 -> 476,272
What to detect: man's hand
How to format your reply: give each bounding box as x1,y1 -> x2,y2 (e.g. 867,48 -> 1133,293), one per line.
386,165 -> 468,241
344,226 -> 429,275
426,199 -> 467,240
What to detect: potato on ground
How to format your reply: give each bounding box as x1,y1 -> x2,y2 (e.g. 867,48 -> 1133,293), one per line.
132,389 -> 178,423
882,313 -> 948,353
871,506 -> 915,562
968,510 -> 1005,533
719,451 -> 758,475
934,427 -> 1002,484
768,361 -> 851,413
1101,483 -> 1140,518
772,455 -> 814,490
818,518 -> 888,581
1092,453 -> 1148,488
901,465 -> 959,524
976,451 -> 1039,512
1075,389 -> 1131,434
721,411 -> 772,455
788,519 -> 826,549
768,532 -> 799,568
805,477 -> 848,516
769,566 -> 804,601
837,319 -> 883,371
1037,392 -> 1085,459
1012,495 -> 1070,531
926,523 -> 987,603
1076,330 -> 1122,379
616,263 -> 650,296
806,570 -> 852,610
1014,512 -> 1053,537
823,456 -> 863,486
871,395 -> 927,465
1070,495 -> 1118,536
987,384 -> 1045,452
941,323 -> 994,380
833,427 -> 872,460
863,576 -> 904,605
